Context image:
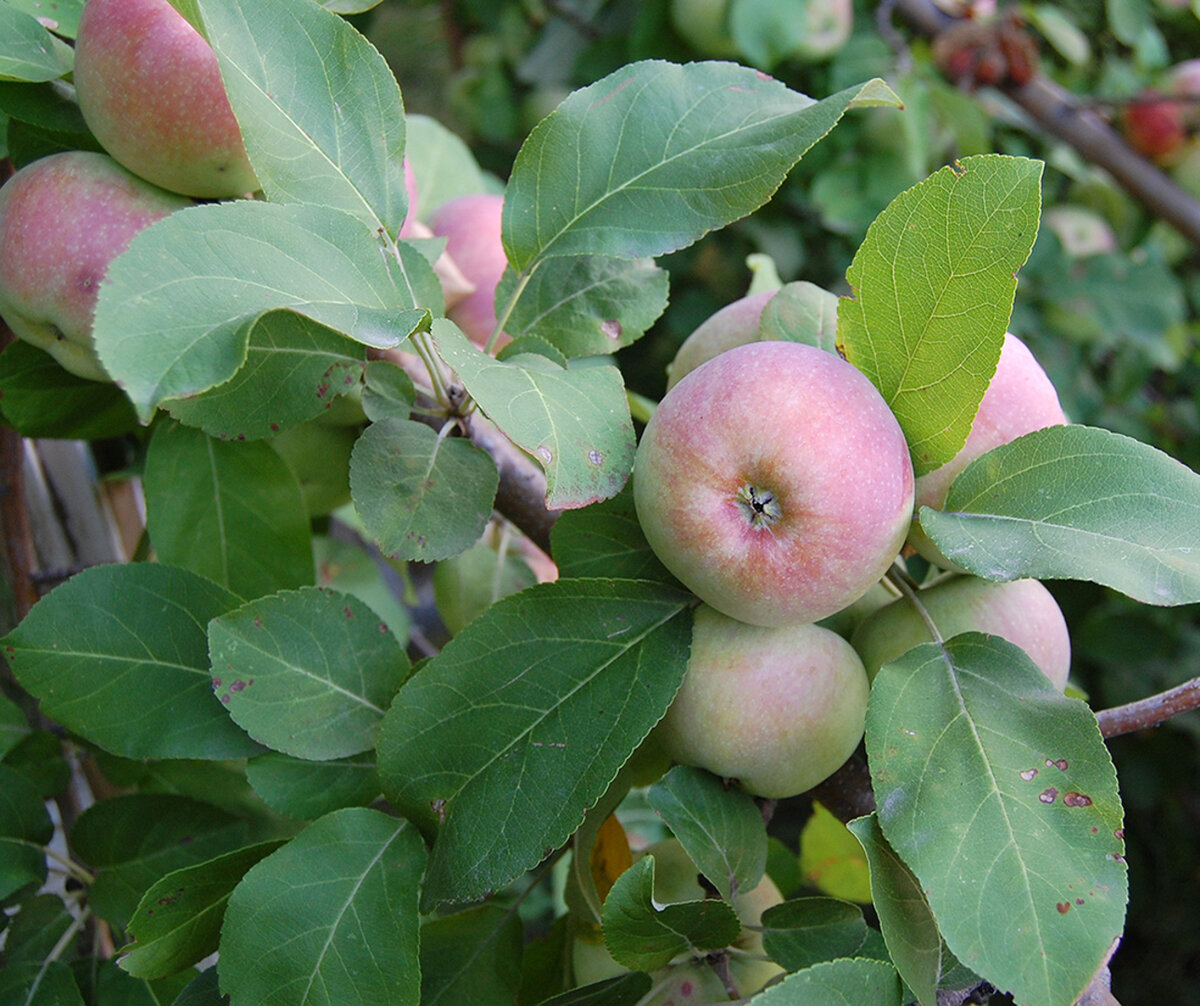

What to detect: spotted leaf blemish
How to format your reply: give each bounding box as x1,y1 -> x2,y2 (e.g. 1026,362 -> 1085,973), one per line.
1040,788 -> 1058,804
1020,768 -> 1038,781
1063,792 -> 1093,807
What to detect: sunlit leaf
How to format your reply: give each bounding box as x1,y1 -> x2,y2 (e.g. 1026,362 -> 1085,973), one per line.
751,957 -> 902,1005
839,154 -> 1043,476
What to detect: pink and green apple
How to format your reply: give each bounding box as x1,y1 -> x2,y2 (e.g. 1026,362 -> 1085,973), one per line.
909,332 -> 1067,565
634,340 -> 914,627
656,606 -> 871,799
74,0 -> 258,199
850,575 -> 1071,690
0,151 -> 191,382
429,192 -> 509,347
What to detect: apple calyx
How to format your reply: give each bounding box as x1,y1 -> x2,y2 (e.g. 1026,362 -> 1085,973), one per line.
735,483 -> 781,530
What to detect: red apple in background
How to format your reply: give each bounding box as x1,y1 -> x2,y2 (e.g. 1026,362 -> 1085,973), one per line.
656,607 -> 871,799
634,340 -> 913,627
850,576 -> 1071,691
1120,89 -> 1188,165
430,193 -> 509,347
0,152 -> 191,382
909,332 -> 1066,565
74,0 -> 259,199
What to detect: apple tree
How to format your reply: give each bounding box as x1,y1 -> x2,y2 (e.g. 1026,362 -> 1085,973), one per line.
1,1 -> 1198,1004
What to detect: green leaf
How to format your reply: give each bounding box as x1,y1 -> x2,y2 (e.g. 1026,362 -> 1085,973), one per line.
166,313 -> 367,441
404,113 -> 487,221
378,578 -> 693,907
865,635 -> 1127,1006
71,794 -> 251,933
503,62 -> 899,270
246,752 -> 381,821
218,809 -> 426,1006
0,6 -> 71,82
0,340 -> 138,440
750,957 -> 902,1005
0,962 -> 84,1006
760,897 -> 868,972
798,802 -> 872,903
758,281 -> 839,352
847,814 -> 944,1006
0,690 -> 30,759
838,154 -> 1043,476
2,894 -> 75,965
195,0 -> 407,236
143,422 -> 313,599
93,201 -> 432,420
432,320 -> 634,509
121,842 -> 285,980
534,973 -> 652,1006
2,565 -> 257,760
919,425 -> 1200,605
169,968 -> 226,1006
646,766 -> 766,902
496,256 -> 669,357
349,417 -> 500,562
600,855 -> 741,972
361,359 -> 416,423
74,961 -> 194,1006
313,534 -> 410,643
6,0 -> 83,38
208,588 -> 409,760
420,903 -> 524,1006
0,764 -> 53,901
549,486 -> 675,582
432,541 -> 538,636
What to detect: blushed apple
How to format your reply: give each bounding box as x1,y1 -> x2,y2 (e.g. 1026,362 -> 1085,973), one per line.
909,332 -> 1066,565
0,152 -> 191,382
850,576 -> 1071,691
74,0 -> 259,199
429,192 -> 509,347
656,606 -> 871,799
665,289 -> 775,390
634,340 -> 914,627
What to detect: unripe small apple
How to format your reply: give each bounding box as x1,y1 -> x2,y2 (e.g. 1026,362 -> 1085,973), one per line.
669,0 -> 739,58
909,332 -> 1066,565
429,193 -> 509,347
74,0 -> 258,198
0,152 -> 191,382
657,606 -> 871,799
635,341 -> 914,627
850,576 -> 1071,691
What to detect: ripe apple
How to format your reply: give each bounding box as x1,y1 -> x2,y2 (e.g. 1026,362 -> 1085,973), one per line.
429,193 -> 509,347
908,332 -> 1066,565
1120,90 -> 1188,165
74,0 -> 259,199
850,576 -> 1071,691
634,340 -> 914,627
0,151 -> 191,382
656,606 -> 871,799
572,837 -> 784,996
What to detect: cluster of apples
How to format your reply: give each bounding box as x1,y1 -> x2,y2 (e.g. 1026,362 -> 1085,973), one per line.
634,287 -> 1072,802
0,0 -> 510,385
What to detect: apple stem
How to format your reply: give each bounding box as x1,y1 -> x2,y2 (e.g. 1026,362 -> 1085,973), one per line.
884,563 -> 944,644
1096,675 -> 1200,739
409,328 -> 453,409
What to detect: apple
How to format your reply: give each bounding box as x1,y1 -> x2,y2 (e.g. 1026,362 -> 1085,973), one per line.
908,332 -> 1066,565
850,576 -> 1071,691
0,151 -> 191,382
669,0 -> 739,58
665,289 -> 776,390
73,0 -> 259,199
656,606 -> 870,799
634,340 -> 914,627
1120,90 -> 1188,165
429,193 -> 509,347
572,837 -> 784,997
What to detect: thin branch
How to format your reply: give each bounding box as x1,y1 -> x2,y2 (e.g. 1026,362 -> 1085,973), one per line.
1096,675 -> 1200,739
891,0 -> 1200,245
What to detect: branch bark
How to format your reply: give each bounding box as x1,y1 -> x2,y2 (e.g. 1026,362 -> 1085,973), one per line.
1096,675 -> 1200,739
891,0 -> 1200,245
